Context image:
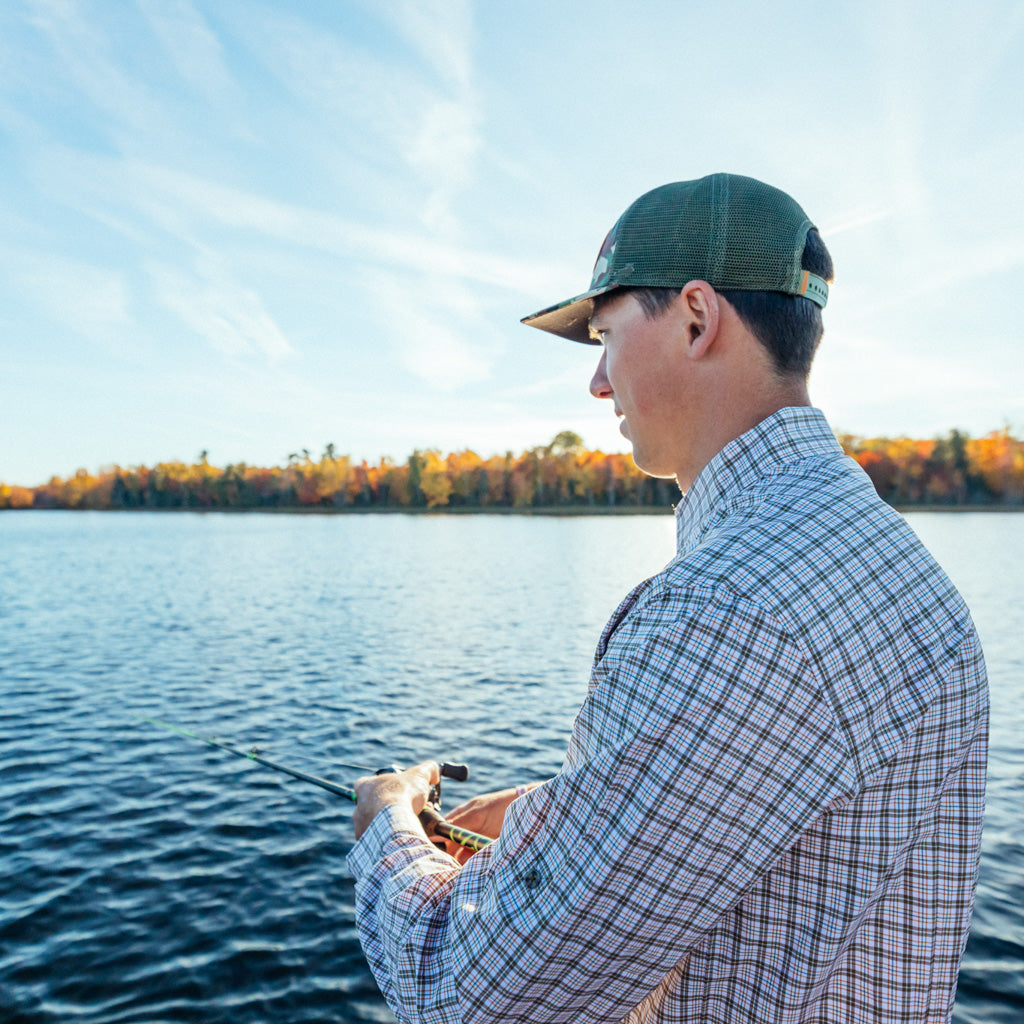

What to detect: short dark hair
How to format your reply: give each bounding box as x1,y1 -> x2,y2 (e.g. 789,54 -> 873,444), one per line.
602,228 -> 834,378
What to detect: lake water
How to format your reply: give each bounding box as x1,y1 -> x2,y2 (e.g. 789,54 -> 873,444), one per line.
0,511 -> 1020,1023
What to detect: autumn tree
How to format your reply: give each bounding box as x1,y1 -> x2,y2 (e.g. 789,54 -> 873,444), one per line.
418,450 -> 453,508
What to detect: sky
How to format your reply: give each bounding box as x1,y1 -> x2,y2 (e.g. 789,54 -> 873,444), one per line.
1,0 -> 1023,486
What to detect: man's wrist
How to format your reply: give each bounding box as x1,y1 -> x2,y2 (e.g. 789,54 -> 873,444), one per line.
359,775 -> 412,819
348,802 -> 427,881
353,766 -> 433,840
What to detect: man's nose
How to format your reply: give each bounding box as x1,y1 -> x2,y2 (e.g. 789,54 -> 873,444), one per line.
590,350 -> 612,399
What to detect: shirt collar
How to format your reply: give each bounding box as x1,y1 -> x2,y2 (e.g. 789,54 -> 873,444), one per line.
674,406 -> 842,556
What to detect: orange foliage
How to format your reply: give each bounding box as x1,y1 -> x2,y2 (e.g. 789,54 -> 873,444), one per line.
1,485 -> 35,509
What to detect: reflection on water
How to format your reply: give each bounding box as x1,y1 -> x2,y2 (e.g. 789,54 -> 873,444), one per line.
0,511 -> 1019,1022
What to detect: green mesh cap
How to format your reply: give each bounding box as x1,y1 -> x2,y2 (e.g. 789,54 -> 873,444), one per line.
522,172 -> 829,344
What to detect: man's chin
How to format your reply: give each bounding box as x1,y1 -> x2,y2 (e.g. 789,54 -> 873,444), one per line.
630,447 -> 678,482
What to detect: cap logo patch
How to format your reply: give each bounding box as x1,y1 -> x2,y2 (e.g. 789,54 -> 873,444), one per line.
589,222 -> 619,289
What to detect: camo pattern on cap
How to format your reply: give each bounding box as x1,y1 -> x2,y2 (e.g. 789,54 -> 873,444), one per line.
590,220 -> 620,290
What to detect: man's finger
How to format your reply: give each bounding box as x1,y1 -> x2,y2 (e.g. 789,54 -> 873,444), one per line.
406,760 -> 441,787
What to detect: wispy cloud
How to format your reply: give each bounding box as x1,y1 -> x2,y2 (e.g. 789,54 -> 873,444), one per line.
373,0 -> 474,91
24,0 -> 171,141
820,206 -> 893,238
2,249 -> 134,351
31,144 -> 563,295
230,2 -> 482,234
229,8 -> 440,169
405,95 -> 482,234
371,0 -> 480,232
362,268 -> 495,390
137,0 -> 237,101
149,253 -> 294,363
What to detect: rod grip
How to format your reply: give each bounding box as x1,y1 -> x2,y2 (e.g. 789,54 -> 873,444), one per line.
417,805 -> 492,851
418,803 -> 445,837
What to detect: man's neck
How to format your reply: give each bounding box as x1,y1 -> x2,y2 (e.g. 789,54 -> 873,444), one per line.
674,382 -> 812,494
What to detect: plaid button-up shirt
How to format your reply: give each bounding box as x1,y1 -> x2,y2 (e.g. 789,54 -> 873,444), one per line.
348,407 -> 988,1024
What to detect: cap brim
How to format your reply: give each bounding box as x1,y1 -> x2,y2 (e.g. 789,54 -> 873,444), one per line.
520,284 -> 620,344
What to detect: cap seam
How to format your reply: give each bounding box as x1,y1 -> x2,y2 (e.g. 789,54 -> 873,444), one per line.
708,173 -> 728,282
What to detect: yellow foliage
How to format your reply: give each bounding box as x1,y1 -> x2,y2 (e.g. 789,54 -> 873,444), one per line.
419,450 -> 453,508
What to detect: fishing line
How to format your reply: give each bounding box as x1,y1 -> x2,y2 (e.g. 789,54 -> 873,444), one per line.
234,746 -> 379,776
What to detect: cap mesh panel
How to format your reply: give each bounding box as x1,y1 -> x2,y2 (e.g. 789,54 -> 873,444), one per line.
611,174 -> 811,294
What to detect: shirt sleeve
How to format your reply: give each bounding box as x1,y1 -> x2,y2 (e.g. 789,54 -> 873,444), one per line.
347,587 -> 856,1024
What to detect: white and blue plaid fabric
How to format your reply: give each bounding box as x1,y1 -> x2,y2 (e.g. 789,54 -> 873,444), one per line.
348,407 -> 988,1024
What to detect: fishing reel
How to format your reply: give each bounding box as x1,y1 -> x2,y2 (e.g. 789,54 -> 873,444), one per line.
375,761 -> 469,811
375,761 -> 470,844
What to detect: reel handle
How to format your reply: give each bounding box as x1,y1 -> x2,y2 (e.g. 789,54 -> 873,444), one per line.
440,762 -> 469,782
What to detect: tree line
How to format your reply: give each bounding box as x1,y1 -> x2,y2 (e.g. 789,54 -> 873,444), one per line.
2,428 -> 1022,512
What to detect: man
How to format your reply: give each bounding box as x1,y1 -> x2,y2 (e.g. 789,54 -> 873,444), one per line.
348,173 -> 988,1023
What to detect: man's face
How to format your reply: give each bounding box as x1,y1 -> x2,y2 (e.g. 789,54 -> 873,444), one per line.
588,291 -> 690,480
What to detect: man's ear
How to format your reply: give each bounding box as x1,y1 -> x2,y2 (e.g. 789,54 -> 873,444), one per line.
679,280 -> 720,359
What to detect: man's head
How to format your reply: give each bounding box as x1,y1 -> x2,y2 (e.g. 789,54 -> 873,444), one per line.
522,173 -> 834,488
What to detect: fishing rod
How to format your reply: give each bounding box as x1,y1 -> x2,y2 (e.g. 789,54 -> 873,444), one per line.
137,716 -> 492,852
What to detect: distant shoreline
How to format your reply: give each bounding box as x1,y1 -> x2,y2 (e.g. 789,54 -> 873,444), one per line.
6,429 -> 1023,512
0,505 -> 675,516
4,504 -> 1023,516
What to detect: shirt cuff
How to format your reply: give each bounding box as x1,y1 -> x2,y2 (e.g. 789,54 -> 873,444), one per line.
347,802 -> 429,882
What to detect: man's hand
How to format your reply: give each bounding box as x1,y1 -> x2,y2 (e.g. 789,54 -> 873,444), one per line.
442,785 -> 536,864
353,761 -> 440,840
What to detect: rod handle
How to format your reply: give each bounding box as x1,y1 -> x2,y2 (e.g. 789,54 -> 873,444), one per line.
418,804 -> 493,852
418,803 -> 444,835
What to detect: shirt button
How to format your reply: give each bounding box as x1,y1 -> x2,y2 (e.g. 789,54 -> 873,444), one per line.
523,867 -> 541,890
